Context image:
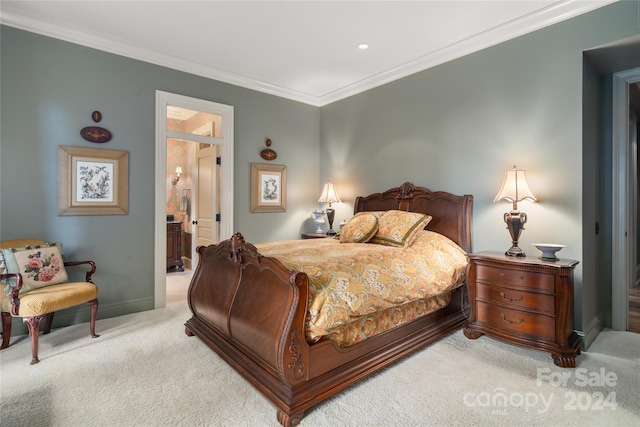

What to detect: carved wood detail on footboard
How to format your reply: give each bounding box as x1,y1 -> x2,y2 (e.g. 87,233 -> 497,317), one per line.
185,233 -> 310,391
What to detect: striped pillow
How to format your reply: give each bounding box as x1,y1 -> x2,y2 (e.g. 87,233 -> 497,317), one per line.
369,210 -> 432,248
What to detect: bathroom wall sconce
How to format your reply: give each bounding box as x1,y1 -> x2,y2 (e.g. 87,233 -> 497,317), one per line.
172,166 -> 183,185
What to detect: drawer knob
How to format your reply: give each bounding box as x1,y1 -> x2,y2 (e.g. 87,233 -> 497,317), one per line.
499,272 -> 505,277
500,292 -> 523,303
519,275 -> 524,280
501,313 -> 524,326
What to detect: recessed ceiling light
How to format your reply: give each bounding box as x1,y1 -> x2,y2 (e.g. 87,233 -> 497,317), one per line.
358,43 -> 370,50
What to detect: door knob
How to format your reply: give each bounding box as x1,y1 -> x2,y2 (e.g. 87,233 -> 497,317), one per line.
192,220 -> 198,225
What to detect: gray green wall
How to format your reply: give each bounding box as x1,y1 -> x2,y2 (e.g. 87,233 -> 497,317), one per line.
319,0 -> 640,335
1,1 -> 638,337
0,26 -> 319,333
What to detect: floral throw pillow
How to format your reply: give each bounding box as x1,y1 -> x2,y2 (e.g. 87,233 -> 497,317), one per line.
369,210 -> 432,248
1,243 -> 68,295
339,212 -> 380,243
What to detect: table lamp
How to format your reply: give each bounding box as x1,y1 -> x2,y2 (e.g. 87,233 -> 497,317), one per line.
494,166 -> 537,257
318,181 -> 341,236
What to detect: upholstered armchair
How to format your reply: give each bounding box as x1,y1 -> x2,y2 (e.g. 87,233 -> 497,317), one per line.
0,239 -> 99,364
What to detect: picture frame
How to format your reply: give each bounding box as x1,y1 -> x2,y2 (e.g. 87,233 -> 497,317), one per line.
58,145 -> 129,215
250,163 -> 286,212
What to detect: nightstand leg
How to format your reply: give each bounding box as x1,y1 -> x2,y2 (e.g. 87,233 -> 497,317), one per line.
552,353 -> 577,368
463,324 -> 482,340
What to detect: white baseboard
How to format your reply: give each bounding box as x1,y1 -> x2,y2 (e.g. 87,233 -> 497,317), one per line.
581,314 -> 604,350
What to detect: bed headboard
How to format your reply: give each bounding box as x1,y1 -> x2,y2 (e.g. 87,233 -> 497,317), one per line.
354,182 -> 473,253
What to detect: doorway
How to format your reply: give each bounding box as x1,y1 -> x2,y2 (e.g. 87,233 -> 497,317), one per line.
155,91 -> 234,308
165,109 -> 220,304
612,68 -> 640,331
627,83 -> 640,332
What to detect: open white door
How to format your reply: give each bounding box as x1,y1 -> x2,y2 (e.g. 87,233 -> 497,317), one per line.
193,143 -> 219,252
155,91 -> 234,309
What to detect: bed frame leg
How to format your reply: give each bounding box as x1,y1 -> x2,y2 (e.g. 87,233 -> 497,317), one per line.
277,409 -> 304,427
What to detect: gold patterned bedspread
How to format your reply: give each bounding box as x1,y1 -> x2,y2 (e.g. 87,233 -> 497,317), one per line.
255,230 -> 468,344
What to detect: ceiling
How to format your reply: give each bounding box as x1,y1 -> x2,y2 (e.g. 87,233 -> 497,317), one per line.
0,1 -> 617,106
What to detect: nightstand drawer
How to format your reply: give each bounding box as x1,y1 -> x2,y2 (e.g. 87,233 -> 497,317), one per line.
476,283 -> 555,314
476,301 -> 555,340
476,265 -> 555,293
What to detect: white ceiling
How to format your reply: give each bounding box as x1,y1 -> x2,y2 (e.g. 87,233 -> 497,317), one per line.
1,0 -> 616,106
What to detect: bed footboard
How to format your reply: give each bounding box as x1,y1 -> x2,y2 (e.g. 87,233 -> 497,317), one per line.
185,230 -> 469,427
185,233 -> 310,424
185,184 -> 473,426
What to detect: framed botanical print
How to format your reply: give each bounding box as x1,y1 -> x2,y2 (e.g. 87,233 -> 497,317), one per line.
250,163 -> 286,212
58,145 -> 129,215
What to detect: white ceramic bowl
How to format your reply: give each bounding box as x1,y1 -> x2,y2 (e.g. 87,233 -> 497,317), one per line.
532,243 -> 566,260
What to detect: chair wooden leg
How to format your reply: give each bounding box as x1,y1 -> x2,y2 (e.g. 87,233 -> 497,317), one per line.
43,312 -> 55,334
88,299 -> 99,338
1,312 -> 12,349
24,315 -> 45,365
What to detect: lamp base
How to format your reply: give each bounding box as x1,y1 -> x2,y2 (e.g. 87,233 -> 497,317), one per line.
503,210 -> 528,258
326,207 -> 336,236
505,245 -> 526,257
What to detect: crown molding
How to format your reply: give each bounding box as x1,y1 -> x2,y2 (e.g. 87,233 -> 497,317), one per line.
1,0 -> 617,107
317,0 -> 618,106
0,9 -> 321,106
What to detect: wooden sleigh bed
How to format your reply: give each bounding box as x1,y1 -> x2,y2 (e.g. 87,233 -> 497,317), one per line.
185,182 -> 473,426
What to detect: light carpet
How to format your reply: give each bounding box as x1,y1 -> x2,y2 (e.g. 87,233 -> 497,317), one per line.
1,304 -> 639,426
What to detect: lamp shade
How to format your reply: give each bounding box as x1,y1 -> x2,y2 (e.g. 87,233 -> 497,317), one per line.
494,167 -> 536,208
318,181 -> 341,205
175,166 -> 183,175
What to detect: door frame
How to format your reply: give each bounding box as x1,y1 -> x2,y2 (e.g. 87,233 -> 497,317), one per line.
612,67 -> 640,330
154,91 -> 234,308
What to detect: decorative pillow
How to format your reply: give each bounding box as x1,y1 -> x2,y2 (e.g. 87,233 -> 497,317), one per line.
1,243 -> 68,295
339,212 -> 380,243
369,210 -> 432,248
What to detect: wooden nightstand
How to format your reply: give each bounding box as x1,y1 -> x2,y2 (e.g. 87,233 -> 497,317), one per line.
301,233 -> 330,239
463,251 -> 581,368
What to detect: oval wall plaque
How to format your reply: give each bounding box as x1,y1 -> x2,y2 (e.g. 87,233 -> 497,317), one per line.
260,148 -> 277,160
81,126 -> 112,143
